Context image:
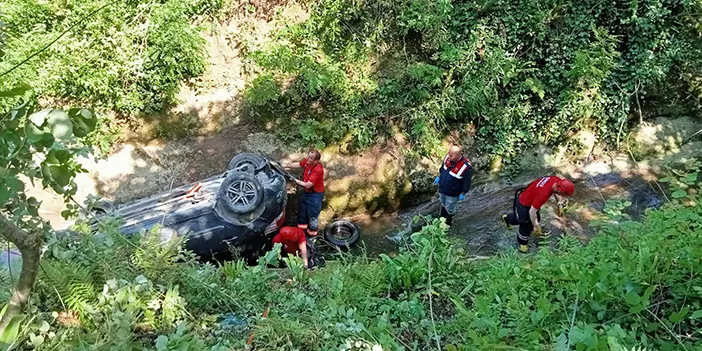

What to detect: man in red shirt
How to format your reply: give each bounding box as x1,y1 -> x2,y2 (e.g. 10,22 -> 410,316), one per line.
501,176 -> 575,253
272,226 -> 310,267
286,150 -> 325,236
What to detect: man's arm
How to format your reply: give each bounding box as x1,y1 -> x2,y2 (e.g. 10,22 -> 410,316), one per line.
461,167 -> 473,195
299,240 -> 309,268
529,206 -> 540,228
295,179 -> 314,189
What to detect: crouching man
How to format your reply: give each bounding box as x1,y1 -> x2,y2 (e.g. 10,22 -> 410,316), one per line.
272,226 -> 318,268
501,176 -> 575,253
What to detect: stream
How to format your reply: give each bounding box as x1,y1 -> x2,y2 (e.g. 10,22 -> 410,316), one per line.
347,163 -> 664,257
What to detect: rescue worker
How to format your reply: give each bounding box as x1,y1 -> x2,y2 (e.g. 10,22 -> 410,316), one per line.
501,176 -> 575,253
286,150 -> 325,236
272,226 -> 311,268
433,145 -> 473,225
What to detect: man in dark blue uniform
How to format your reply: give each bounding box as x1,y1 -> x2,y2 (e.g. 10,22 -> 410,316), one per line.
434,145 -> 473,226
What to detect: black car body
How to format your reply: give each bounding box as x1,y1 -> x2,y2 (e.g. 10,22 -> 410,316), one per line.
91,153 -> 293,258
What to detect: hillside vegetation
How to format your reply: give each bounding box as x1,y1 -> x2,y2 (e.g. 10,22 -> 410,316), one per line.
0,167 -> 699,350
1,1 -> 702,350
243,0 -> 702,158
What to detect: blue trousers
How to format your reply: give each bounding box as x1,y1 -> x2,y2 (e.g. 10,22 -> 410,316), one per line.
298,192 -> 324,234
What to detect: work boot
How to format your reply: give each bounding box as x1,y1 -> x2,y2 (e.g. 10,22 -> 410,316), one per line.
439,206 -> 448,219
518,244 -> 529,253
501,214 -> 512,230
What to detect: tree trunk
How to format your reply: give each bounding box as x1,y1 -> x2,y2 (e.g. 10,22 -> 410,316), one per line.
0,216 -> 42,334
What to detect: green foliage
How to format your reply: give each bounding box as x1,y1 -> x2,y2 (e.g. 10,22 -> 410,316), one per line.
244,0 -> 702,157
5,173 -> 701,349
0,0 -> 220,117
0,88 -> 97,248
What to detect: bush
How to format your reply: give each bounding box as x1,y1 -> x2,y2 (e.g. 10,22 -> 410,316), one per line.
0,0 -> 219,116
1,166 -> 700,349
243,0 -> 702,158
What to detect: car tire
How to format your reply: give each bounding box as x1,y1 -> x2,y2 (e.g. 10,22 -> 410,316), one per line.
323,220 -> 361,249
228,153 -> 268,174
218,172 -> 264,215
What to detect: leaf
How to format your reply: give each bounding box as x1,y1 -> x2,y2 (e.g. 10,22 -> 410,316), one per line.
672,190 -> 687,199
155,335 -> 169,350
46,149 -> 71,164
669,306 -> 689,323
29,333 -> 45,347
39,320 -> 50,333
48,110 -> 73,140
29,109 -> 52,126
691,310 -> 702,319
135,275 -> 149,285
0,314 -> 25,344
1,131 -> 21,148
8,101 -> 29,122
69,108 -> 98,138
48,165 -> 70,187
5,176 -> 24,192
625,291 -> 641,306
25,122 -> 46,142
554,332 -> 568,351
0,84 -> 31,97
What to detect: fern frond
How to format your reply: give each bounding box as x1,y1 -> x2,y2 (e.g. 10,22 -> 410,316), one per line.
358,262 -> 387,297
39,261 -> 98,320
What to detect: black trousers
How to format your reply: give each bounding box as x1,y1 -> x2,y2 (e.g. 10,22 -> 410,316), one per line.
504,190 -> 541,245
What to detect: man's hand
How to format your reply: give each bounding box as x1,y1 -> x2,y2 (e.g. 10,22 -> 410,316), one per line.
459,193 -> 466,201
433,176 -> 440,185
284,162 -> 301,170
533,226 -> 543,237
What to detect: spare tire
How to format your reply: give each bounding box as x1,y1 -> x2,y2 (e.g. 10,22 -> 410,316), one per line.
228,153 -> 268,174
323,220 -> 361,248
218,172 -> 264,215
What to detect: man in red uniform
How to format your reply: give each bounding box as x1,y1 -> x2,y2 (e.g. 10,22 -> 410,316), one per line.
272,226 -> 310,267
502,176 -> 575,253
286,150 -> 325,236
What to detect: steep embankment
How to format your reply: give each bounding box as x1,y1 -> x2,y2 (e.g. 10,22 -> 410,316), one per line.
25,2 -> 702,255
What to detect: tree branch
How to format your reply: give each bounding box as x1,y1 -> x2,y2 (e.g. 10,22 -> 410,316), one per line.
0,216 -> 42,334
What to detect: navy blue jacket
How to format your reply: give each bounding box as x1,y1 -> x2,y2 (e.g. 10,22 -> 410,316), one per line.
438,155 -> 473,197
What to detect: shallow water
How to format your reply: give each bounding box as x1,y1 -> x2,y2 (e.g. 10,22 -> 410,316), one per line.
350,170 -> 664,257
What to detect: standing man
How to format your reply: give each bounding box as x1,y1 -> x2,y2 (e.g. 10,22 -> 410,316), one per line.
286,150 -> 325,236
272,226 -> 310,268
501,176 -> 575,253
434,145 -> 473,226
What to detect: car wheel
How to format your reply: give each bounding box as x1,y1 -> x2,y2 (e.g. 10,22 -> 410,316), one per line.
218,172 -> 264,215
323,220 -> 361,249
228,153 -> 268,174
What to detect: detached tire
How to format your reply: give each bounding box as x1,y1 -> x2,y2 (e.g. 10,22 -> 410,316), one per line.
323,220 -> 360,249
218,172 -> 264,215
228,153 -> 268,174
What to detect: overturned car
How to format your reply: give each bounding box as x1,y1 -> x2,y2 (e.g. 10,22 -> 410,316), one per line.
88,153 -> 295,258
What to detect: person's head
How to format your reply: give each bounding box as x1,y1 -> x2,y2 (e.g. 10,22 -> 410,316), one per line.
447,145 -> 463,162
554,178 -> 575,197
306,149 -> 322,165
